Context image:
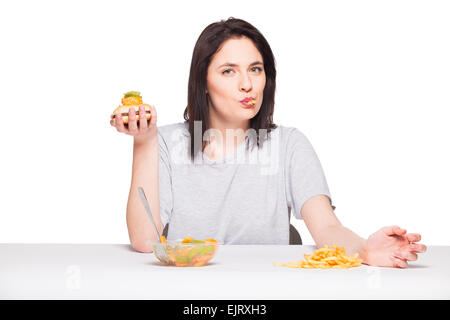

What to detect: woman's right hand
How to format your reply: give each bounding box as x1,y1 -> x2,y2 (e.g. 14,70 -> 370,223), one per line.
110,104 -> 158,144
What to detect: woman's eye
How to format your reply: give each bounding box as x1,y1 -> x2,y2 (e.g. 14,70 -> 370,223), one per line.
222,69 -> 233,75
251,67 -> 262,72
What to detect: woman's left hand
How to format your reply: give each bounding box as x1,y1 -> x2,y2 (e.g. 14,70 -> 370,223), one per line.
364,225 -> 427,268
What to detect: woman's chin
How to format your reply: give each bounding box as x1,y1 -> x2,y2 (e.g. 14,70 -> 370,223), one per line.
242,109 -> 259,119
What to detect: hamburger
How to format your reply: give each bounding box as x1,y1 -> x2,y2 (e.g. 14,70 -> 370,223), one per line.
112,91 -> 152,125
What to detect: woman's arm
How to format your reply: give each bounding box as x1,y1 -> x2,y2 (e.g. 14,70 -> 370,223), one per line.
300,195 -> 368,262
301,195 -> 426,267
126,135 -> 163,253
111,105 -> 162,253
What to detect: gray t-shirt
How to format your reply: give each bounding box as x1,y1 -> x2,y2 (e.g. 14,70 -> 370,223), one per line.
157,122 -> 333,244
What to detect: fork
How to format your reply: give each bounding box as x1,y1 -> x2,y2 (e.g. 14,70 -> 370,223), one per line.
137,187 -> 170,263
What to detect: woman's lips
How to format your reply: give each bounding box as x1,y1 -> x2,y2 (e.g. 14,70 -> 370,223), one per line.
240,98 -> 256,108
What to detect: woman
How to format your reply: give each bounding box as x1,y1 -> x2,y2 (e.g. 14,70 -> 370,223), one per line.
111,18 -> 426,268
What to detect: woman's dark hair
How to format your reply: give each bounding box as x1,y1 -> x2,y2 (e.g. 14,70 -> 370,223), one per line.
183,17 -> 277,162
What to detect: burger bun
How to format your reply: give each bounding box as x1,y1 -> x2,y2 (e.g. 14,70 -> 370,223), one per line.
112,104 -> 152,124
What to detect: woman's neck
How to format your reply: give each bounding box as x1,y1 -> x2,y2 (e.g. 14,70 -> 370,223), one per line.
203,117 -> 250,160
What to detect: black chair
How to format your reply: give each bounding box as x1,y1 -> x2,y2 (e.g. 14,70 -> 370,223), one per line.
288,208 -> 302,245
162,223 -> 169,237
289,223 -> 302,245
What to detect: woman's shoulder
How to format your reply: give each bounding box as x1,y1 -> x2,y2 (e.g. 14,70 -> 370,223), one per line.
158,121 -> 188,134
275,124 -> 303,134
158,122 -> 189,140
271,124 -> 308,140
273,124 -> 313,149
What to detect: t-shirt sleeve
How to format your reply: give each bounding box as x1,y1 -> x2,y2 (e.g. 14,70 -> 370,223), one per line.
158,131 -> 173,227
285,128 -> 335,220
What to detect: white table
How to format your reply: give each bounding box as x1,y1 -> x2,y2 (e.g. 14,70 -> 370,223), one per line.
0,244 -> 448,299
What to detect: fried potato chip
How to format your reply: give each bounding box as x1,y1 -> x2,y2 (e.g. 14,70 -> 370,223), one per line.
274,244 -> 363,269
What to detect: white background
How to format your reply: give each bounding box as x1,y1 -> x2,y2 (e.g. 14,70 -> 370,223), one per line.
0,0 -> 449,245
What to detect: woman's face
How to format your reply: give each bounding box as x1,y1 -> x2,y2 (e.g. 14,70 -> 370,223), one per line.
206,36 -> 266,126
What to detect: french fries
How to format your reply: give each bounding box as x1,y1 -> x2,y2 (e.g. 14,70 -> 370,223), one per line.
274,244 -> 363,269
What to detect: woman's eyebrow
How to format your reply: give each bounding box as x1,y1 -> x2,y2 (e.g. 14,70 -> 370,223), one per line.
217,61 -> 263,68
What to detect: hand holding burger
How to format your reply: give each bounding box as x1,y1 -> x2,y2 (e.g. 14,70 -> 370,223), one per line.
110,91 -> 158,141
112,91 -> 151,124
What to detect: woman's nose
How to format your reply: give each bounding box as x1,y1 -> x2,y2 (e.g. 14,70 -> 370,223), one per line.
239,73 -> 252,92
